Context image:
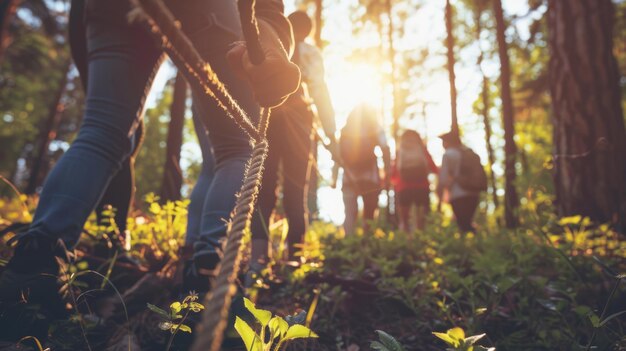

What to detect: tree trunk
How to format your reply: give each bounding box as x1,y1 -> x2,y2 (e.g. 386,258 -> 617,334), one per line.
159,72 -> 187,203
0,0 -> 18,62
481,75 -> 499,211
474,5 -> 499,211
548,0 -> 626,231
385,0 -> 399,142
445,0 -> 458,134
314,0 -> 322,48
25,62 -> 71,194
493,0 -> 519,228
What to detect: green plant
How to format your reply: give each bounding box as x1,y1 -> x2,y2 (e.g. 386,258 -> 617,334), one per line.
234,297 -> 318,351
147,291 -> 204,350
433,327 -> 494,351
370,330 -> 406,351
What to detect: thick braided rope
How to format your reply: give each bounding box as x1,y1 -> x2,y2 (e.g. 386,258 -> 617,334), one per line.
129,1 -> 272,350
131,0 -> 261,142
191,109 -> 271,351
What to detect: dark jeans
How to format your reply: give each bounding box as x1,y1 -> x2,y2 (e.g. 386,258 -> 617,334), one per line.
185,112 -> 216,245
250,104 -> 313,259
31,0 -> 257,251
450,195 -> 479,232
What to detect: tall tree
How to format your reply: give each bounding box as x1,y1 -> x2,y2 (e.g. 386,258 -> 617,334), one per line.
444,0 -> 458,133
548,0 -> 626,231
314,0 -> 323,47
0,0 -> 18,61
24,61 -> 70,194
473,1 -> 499,211
160,72 -> 187,203
385,0 -> 399,142
493,0 -> 518,228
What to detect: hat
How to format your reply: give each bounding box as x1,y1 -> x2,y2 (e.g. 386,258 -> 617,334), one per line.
438,130 -> 461,143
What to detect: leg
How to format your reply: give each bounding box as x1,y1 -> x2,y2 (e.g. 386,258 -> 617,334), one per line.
396,189 -> 411,232
415,189 -> 430,230
29,1 -> 163,249
0,0 -> 163,339
451,196 -> 479,232
185,112 -> 215,246
362,189 -> 380,232
342,184 -> 358,236
280,106 -> 313,260
182,2 -> 260,262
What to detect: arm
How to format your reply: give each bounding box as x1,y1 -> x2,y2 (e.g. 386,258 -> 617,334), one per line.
303,46 -> 336,141
227,0 -> 300,107
425,147 -> 439,174
378,130 -> 392,189
255,0 -> 294,56
436,153 -> 455,196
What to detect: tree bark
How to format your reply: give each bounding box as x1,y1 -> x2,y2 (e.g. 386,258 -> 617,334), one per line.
314,0 -> 323,48
159,72 -> 187,203
548,0 -> 626,231
0,0 -> 18,62
385,0 -> 399,142
493,0 -> 519,228
25,62 -> 70,194
474,5 -> 499,211
445,0 -> 458,134
481,76 -> 499,211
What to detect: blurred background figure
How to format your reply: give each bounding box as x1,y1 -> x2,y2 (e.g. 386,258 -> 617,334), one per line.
391,129 -> 438,232
336,103 -> 390,235
437,130 -> 485,232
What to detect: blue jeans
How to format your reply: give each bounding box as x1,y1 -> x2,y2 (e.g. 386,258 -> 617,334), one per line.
31,0 -> 258,251
185,112 -> 215,246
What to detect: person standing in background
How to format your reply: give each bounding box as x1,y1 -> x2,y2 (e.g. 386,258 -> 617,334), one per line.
392,130 -> 438,232
249,11 -> 337,280
437,130 -> 482,232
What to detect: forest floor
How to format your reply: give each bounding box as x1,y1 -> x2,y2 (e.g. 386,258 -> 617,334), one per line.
0,194 -> 625,351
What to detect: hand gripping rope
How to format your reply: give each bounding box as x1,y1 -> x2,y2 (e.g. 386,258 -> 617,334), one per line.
129,1 -> 271,350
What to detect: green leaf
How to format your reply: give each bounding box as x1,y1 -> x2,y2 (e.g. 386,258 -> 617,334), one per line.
374,330 -> 404,351
370,341 -> 390,351
268,316 -> 289,339
589,313 -> 601,328
464,334 -> 486,346
283,324 -> 318,340
433,332 -> 458,347
599,310 -> 626,327
177,324 -> 192,333
147,303 -> 170,320
234,317 -> 262,351
170,302 -> 182,315
243,297 -> 272,327
189,302 -> 205,313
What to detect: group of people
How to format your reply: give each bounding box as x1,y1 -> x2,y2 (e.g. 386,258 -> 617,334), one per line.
334,108 -> 484,236
0,0 -> 486,342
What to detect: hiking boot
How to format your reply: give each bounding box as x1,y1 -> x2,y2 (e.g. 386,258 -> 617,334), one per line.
0,231 -> 69,341
191,241 -> 221,274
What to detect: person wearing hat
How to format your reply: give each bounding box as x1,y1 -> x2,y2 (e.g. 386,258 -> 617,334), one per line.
436,130 -> 480,232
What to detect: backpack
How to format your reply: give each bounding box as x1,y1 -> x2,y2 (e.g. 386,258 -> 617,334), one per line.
397,139 -> 428,181
456,147 -> 488,192
339,125 -> 377,169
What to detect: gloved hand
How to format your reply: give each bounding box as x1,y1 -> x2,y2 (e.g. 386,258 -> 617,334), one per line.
226,20 -> 301,108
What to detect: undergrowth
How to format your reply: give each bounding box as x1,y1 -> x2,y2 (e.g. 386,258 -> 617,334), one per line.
0,193 -> 625,350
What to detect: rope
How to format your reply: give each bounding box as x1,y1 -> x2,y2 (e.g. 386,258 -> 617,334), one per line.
131,0 -> 261,142
129,1 -> 273,350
